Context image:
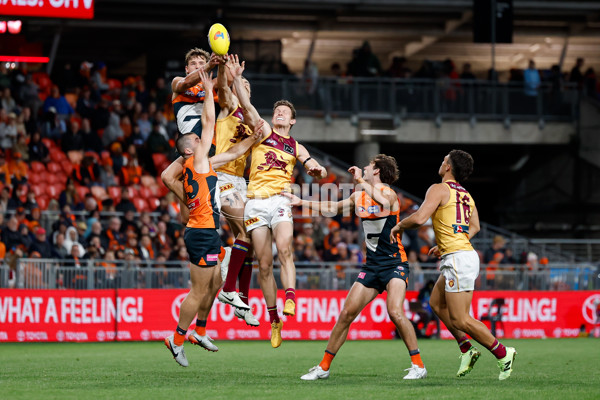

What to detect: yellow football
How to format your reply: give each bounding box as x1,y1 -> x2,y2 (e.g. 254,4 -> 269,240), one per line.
208,23 -> 230,56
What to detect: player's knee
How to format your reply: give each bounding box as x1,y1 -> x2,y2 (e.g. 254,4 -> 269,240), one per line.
388,309 -> 407,325
450,316 -> 469,332
338,308 -> 359,324
276,245 -> 292,260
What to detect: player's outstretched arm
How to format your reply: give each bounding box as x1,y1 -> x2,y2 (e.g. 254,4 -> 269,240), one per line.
210,120 -> 264,169
172,53 -> 219,94
217,55 -> 236,111
161,157 -> 186,204
283,192 -> 356,216
348,165 -> 395,210
228,54 -> 270,138
191,69 -> 215,173
390,183 -> 446,243
297,144 -> 327,179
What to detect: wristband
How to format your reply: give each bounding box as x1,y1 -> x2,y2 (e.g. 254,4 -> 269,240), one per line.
302,157 -> 312,167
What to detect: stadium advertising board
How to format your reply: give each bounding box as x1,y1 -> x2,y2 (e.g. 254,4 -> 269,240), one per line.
1,0 -> 94,20
0,289 -> 598,342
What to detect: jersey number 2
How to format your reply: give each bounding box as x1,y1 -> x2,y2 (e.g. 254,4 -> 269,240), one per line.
455,192 -> 471,224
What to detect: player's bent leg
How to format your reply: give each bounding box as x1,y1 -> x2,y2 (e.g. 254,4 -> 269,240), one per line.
273,221 -> 296,316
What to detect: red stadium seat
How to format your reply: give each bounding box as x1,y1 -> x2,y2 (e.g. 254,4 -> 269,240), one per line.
47,162 -> 62,174
147,197 -> 159,211
31,184 -> 47,197
139,186 -> 153,199
55,173 -> 68,184
41,138 -> 55,150
132,197 -> 148,212
61,160 -> 74,176
45,173 -> 60,185
28,173 -> 42,185
152,153 -> 170,174
31,161 -> 46,173
36,195 -> 49,210
108,186 -> 121,203
76,185 -> 90,200
141,175 -> 156,188
125,186 -> 138,199
46,184 -> 62,199
49,150 -> 67,163
156,176 -> 170,197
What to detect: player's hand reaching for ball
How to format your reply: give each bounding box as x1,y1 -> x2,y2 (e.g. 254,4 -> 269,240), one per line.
226,54 -> 245,77
198,70 -> 213,92
348,166 -> 363,182
308,166 -> 327,179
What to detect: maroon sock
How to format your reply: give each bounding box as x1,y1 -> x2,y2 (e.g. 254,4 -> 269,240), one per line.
285,288 -> 296,302
238,258 -> 253,302
487,339 -> 507,359
223,239 -> 250,292
457,336 -> 472,353
268,306 -> 280,323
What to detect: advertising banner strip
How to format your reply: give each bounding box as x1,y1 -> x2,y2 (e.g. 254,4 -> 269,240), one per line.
0,289 -> 598,342
1,0 -> 94,20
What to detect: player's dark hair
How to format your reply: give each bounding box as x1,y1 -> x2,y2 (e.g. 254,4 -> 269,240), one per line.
371,154 -> 400,185
185,48 -> 210,66
448,149 -> 474,182
273,100 -> 296,120
176,133 -> 196,156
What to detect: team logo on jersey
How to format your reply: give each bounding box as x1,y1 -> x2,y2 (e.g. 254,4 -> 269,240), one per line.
358,206 -> 366,213
368,205 -> 380,214
452,224 -> 469,234
245,217 -> 260,227
265,138 -> 278,147
283,143 -> 294,154
257,150 -> 288,172
230,124 -> 251,143
184,89 -> 205,98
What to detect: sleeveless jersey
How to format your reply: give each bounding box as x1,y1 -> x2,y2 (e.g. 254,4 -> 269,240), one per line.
215,105 -> 252,177
173,83 -> 207,135
356,189 -> 407,267
247,129 -> 297,198
431,180 -> 475,255
182,156 -> 219,229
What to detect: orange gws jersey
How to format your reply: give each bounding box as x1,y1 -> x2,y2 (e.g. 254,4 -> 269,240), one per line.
431,180 -> 475,255
183,156 -> 219,229
215,105 -> 252,177
356,189 -> 407,267
172,82 -> 218,135
247,129 -> 297,198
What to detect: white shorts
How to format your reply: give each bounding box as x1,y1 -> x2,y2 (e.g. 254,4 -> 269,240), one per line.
439,250 -> 480,292
217,171 -> 247,201
244,195 -> 293,232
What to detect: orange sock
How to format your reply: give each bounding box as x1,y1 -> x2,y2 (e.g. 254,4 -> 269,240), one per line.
195,326 -> 206,336
174,326 -> 186,346
319,351 -> 336,371
410,351 -> 424,368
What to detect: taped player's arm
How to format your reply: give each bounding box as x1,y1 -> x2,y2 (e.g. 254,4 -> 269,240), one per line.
283,192 -> 356,216
297,144 -> 327,179
161,157 -> 186,204
210,120 -> 264,170
468,204 -> 480,239
217,57 -> 236,110
229,55 -> 270,138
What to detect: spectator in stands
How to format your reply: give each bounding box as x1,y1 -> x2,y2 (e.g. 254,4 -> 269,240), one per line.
59,180 -> 82,209
20,107 -> 37,136
76,86 -> 95,120
101,217 -> 125,250
19,75 -> 42,117
102,100 -> 124,147
41,107 -> 67,141
78,118 -> 101,153
42,86 -> 74,119
0,111 -> 18,153
354,41 -> 382,77
7,184 -> 26,210
387,56 -> 411,78
63,243 -> 87,289
0,187 -> 9,213
1,87 -> 17,113
0,151 -> 11,187
146,120 -> 170,154
0,63 -> 10,89
29,227 -> 53,258
120,209 -> 139,236
2,216 -> 26,251
28,131 -> 50,163
13,134 -> 29,162
570,57 -> 585,90
98,162 -> 118,188
92,98 -> 110,134
61,120 -> 85,154
524,60 -> 541,97
23,190 -> 38,212
115,187 -> 137,213
72,156 -> 100,187
459,63 -> 476,80
484,235 -> 507,264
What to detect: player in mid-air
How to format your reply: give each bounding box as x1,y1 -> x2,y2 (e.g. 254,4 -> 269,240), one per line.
162,68 -> 261,367
285,154 -> 427,380
172,48 -> 219,156
389,150 -> 517,380
212,55 -> 259,326
228,54 -> 327,347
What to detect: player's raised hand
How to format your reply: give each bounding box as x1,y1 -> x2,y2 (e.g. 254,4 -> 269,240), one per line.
251,120 -> 265,140
208,53 -> 220,69
428,246 -> 441,258
348,166 -> 362,181
199,70 -> 213,91
226,54 -> 245,77
389,224 -> 403,243
282,192 -> 302,206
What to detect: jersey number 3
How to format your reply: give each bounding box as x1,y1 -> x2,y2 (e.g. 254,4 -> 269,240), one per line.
185,168 -> 199,199
455,192 -> 471,224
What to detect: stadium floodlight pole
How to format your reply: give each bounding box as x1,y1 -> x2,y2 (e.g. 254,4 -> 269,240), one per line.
46,28 -> 62,76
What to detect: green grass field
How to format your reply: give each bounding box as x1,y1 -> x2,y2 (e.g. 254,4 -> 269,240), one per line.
1,339 -> 598,400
